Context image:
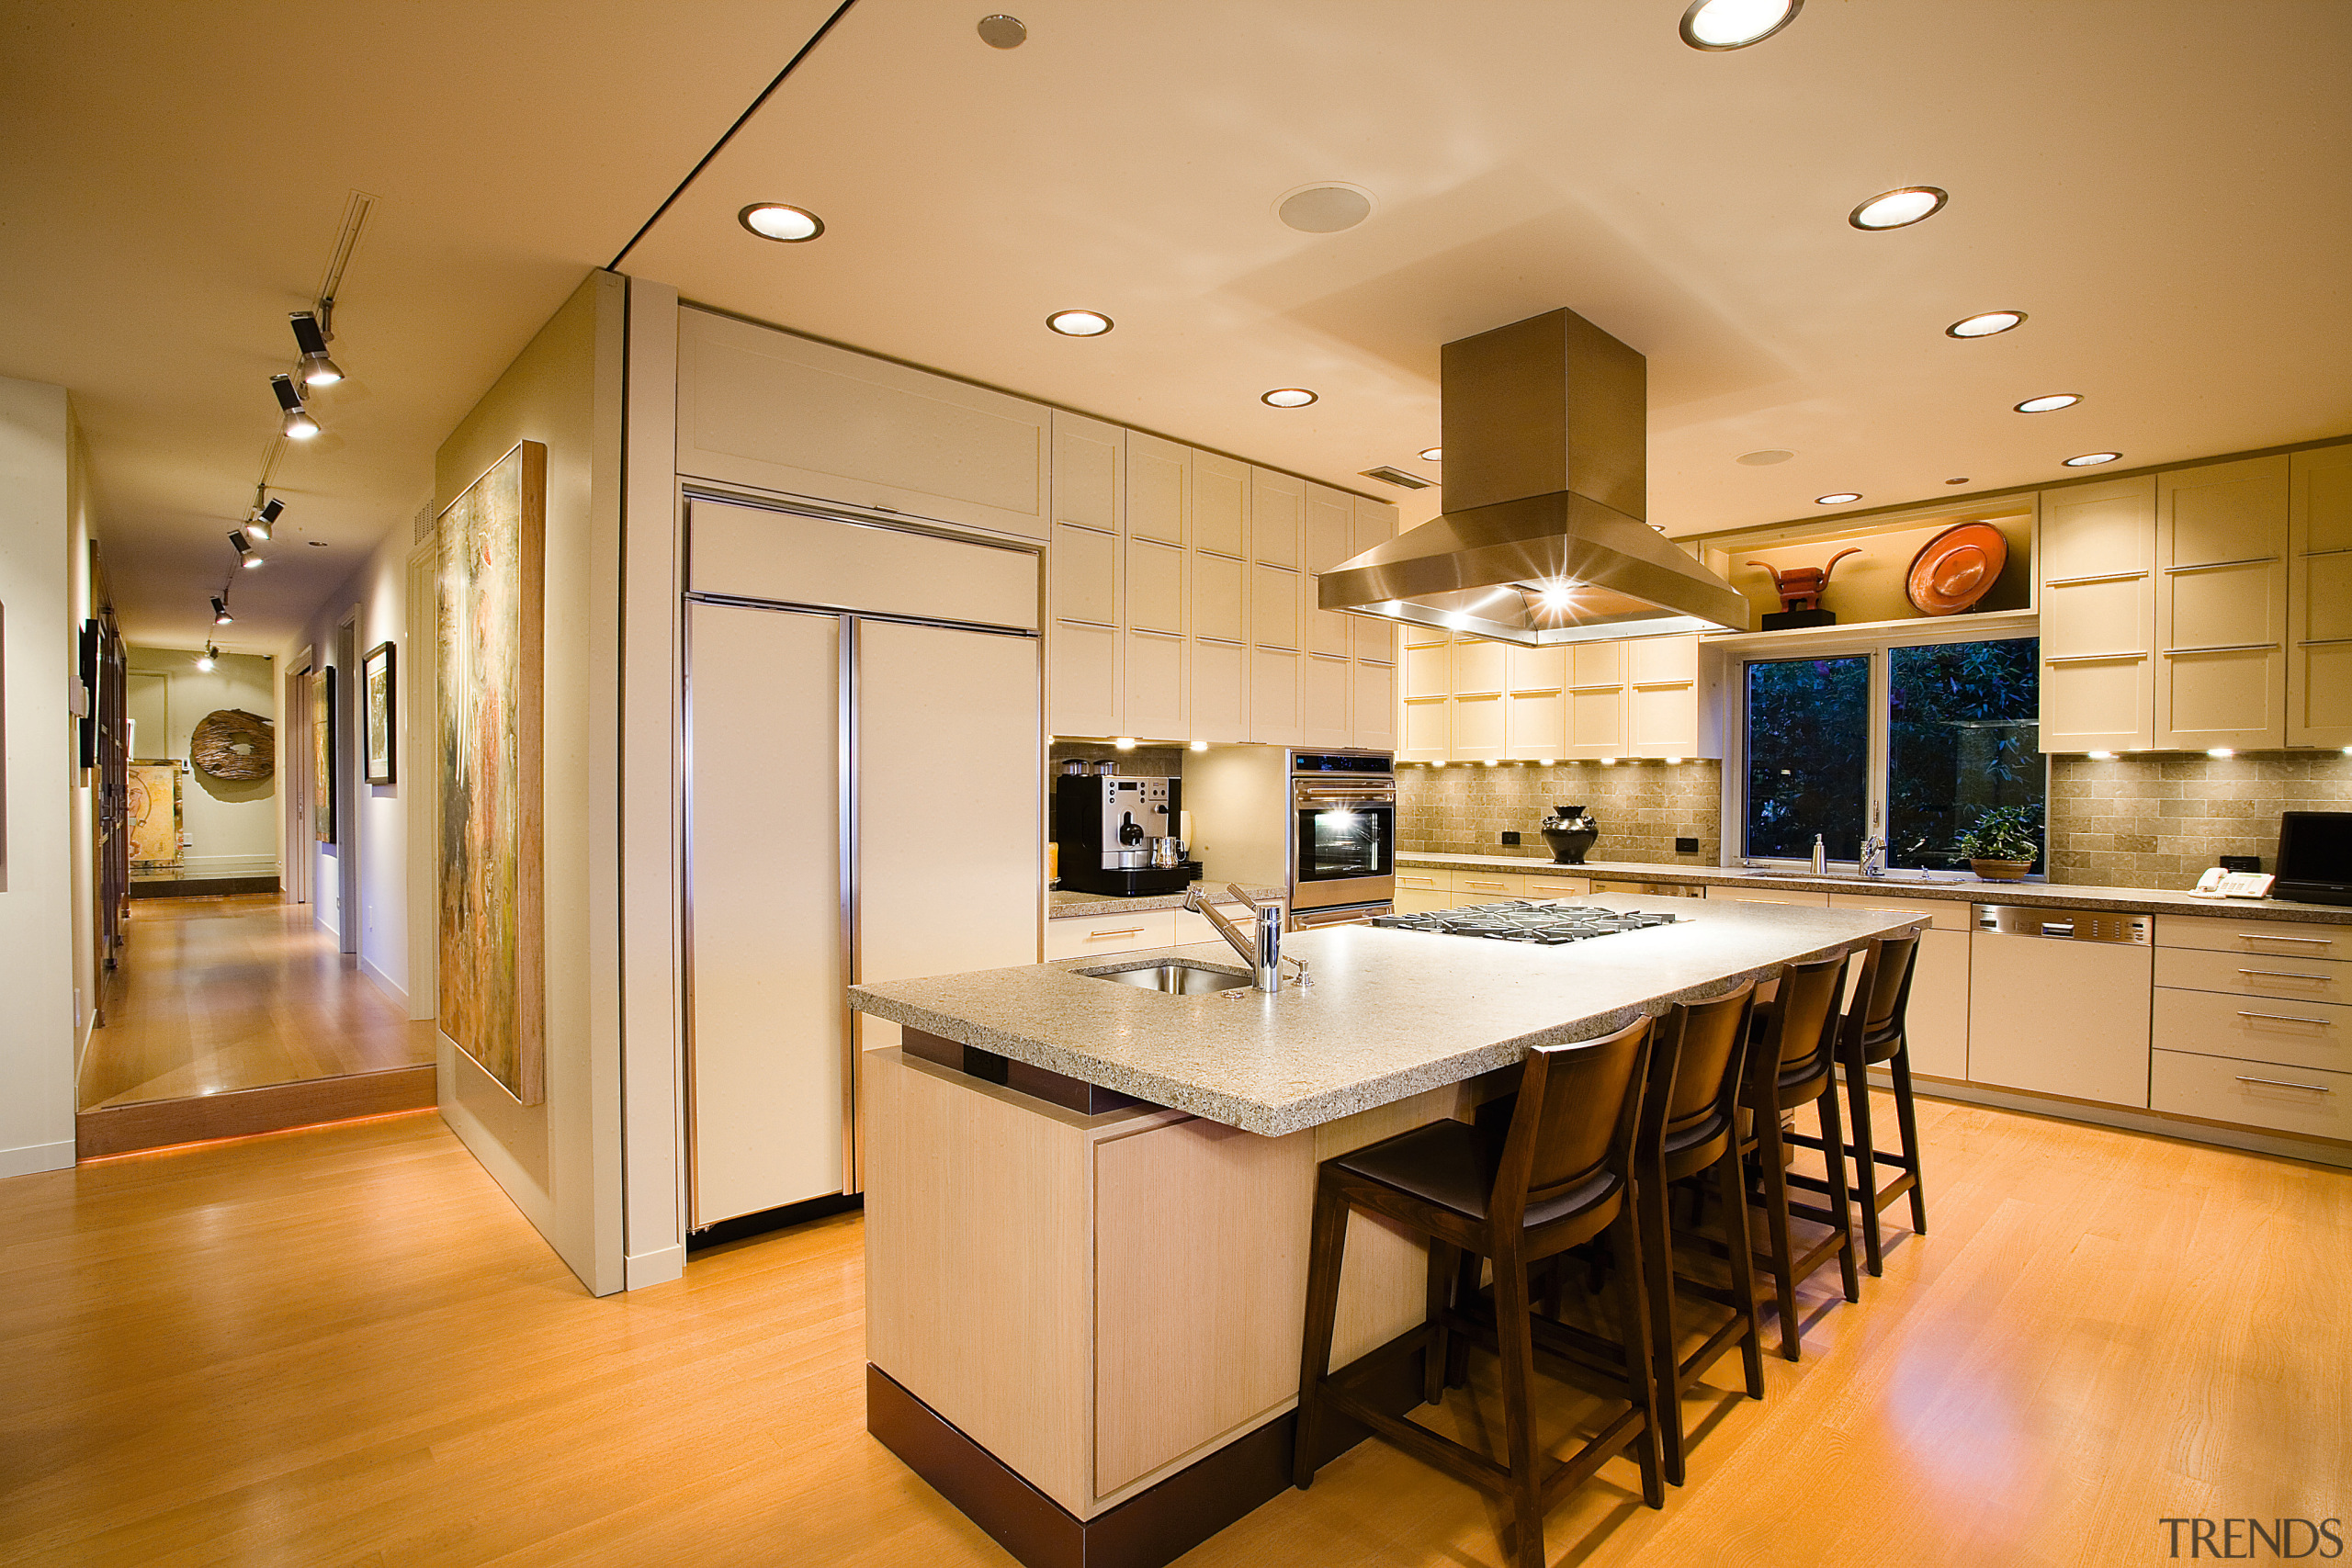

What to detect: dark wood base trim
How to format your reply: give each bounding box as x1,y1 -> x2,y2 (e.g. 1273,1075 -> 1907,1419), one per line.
902,1026 -> 1155,1116
126,875 -> 282,899
75,1065 -> 436,1158
866,1335 -> 1426,1568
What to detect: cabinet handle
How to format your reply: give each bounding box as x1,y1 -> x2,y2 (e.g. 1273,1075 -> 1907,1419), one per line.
2233,1076 -> 2333,1094
2044,651 -> 2149,664
1400,876 -> 1437,886
2162,642 -> 2278,656
1087,927 -> 1148,941
2239,934 -> 2333,945
2042,570 -> 2151,588
2162,557 -> 2280,574
2235,1010 -> 2334,1027
1464,880 -> 1508,889
2237,968 -> 2329,980
2299,637 -> 2352,648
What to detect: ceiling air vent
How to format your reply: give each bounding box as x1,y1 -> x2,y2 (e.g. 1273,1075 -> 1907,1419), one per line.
1360,466 -> 1434,491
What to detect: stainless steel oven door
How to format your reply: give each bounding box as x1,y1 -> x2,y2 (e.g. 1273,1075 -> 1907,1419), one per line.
1292,785 -> 1396,912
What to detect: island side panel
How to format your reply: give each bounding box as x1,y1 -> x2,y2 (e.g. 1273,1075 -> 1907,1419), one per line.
1091,1087 -> 1465,1504
865,1048 -> 1102,1514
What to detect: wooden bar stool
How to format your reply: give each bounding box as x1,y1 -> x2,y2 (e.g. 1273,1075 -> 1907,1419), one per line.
1293,1016 -> 1662,1568
1637,980 -> 1766,1486
1739,949 -> 1860,1359
1787,931 -> 1927,1277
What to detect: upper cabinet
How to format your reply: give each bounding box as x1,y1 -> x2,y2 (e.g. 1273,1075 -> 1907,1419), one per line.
2038,475 -> 2156,753
2154,455 -> 2288,750
675,307 -> 1049,540
1396,632 -> 1717,763
2290,443 -> 2352,748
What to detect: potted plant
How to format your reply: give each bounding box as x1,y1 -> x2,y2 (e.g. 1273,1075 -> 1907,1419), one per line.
1953,804 -> 2041,882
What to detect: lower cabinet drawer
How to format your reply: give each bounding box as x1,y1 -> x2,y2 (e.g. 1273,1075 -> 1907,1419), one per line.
2154,913 -> 2351,956
2154,944 -> 2352,1005
1587,879 -> 1704,898
2152,987 -> 2352,1077
1394,871 -> 1446,897
1046,909 -> 1177,959
2151,1049 -> 2351,1142
1525,874 -> 1592,899
1451,872 -> 1526,900
1706,885 -> 1832,908
1827,891 -> 1974,932
1393,888 -> 1452,915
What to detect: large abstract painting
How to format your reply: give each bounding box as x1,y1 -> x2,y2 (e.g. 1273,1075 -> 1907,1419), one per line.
312,668 -> 335,844
436,441 -> 546,1105
127,761 -> 181,867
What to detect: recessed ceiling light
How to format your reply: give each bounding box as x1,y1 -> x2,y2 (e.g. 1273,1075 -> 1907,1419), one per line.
1419,447 -> 1442,462
1274,183 -> 1374,234
1815,492 -> 1862,505
738,204 -> 824,243
1946,477 -> 1970,485
1679,0 -> 1803,50
976,13 -> 1026,48
1736,449 -> 1794,466
1849,186 -> 1948,231
1261,388 -> 1317,408
1946,310 -> 2026,338
1046,310 -> 1113,336
2015,393 -> 2081,413
2064,451 -> 2122,467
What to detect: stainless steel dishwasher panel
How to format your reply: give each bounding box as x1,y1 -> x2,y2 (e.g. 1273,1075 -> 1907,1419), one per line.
1966,904 -> 2154,1106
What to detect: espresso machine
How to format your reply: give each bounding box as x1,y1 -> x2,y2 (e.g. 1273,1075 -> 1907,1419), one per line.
1053,764 -> 1196,897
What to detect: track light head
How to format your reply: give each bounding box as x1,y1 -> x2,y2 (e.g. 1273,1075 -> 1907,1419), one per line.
257,496 -> 284,524
196,645 -> 216,672
229,529 -> 251,556
271,373 -> 320,438
289,311 -> 344,385
245,494 -> 283,540
212,597 -> 233,626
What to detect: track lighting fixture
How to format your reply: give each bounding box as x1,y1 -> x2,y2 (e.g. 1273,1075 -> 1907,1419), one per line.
290,310 -> 344,386
247,494 -> 284,541
272,374 -> 320,439
229,528 -> 264,569
212,597 -> 233,626
196,645 -> 217,672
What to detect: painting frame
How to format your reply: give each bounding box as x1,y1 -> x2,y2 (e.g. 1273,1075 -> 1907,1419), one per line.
312,666 -> 335,845
435,440 -> 547,1107
127,758 -> 182,869
362,640 -> 397,785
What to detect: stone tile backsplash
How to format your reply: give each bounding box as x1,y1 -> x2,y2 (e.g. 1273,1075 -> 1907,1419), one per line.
1397,760 -> 1724,867
2046,753 -> 2352,888
1399,751 -> 2352,890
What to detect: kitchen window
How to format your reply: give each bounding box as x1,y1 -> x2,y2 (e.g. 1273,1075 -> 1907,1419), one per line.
1737,634 -> 2044,872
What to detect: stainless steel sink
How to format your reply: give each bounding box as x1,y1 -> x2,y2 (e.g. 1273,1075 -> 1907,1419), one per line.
1080,961 -> 1256,994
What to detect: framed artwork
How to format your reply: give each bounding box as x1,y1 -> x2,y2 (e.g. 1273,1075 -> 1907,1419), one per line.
436,441 -> 547,1106
363,640 -> 397,784
127,761 -> 182,867
312,667 -> 335,844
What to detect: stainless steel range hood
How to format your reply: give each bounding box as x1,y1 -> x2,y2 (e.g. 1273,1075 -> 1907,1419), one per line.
1319,309 -> 1753,646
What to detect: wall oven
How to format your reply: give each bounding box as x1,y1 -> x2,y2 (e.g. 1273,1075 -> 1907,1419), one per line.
1291,751 -> 1396,916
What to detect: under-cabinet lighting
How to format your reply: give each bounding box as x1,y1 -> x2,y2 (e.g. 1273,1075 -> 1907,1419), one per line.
1665,757 -> 1684,764
2207,748 -> 2234,759
2087,750 -> 2116,760
1189,739 -> 1208,751
1113,737 -> 1137,750
1849,186 -> 1947,231
1538,758 -> 1556,766
1600,757 -> 1618,766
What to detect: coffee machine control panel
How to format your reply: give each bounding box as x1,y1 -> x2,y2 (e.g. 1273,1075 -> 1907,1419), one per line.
1098,776 -> 1173,847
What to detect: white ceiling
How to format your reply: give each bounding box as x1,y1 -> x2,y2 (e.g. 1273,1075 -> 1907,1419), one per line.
8,1 -> 2351,651
0,0 -> 841,650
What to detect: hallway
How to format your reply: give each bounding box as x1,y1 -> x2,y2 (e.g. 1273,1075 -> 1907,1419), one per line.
75,895 -> 436,1155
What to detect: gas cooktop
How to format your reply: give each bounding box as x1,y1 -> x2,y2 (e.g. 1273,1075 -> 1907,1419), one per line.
1371,900 -> 1679,945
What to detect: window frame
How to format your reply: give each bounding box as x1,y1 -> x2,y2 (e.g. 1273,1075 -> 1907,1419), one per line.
1720,625 -> 2046,876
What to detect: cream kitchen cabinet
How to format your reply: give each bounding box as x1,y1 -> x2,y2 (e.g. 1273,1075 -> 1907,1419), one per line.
1350,499 -> 1401,667
2154,455 -> 2289,750
1623,635 -> 1712,759
1397,630 -> 1717,763
1826,892 -> 1972,1079
2289,441 -> 2352,748
1504,645 -> 1566,761
1393,871 -> 1449,913
1047,412 -> 1126,739
1046,908 -> 1180,960
675,306 -> 1051,541
2039,474 -> 2157,753
1566,639 -> 1628,761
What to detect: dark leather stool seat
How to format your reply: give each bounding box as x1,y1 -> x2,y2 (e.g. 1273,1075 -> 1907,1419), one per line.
1294,1015 -> 1663,1568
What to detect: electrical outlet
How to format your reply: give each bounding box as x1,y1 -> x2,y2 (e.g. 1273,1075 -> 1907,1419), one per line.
1675,836 -> 1700,854
2220,854 -> 2262,874
1500,830 -> 1521,845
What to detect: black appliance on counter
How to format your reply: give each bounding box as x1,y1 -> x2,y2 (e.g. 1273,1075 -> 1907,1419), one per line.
2275,811 -> 2352,906
1053,771 -> 1197,897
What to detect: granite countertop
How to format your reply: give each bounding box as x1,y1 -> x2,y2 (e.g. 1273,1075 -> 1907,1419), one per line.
853,898 -> 1919,1136
1396,852 -> 2352,924
1049,884 -> 1286,919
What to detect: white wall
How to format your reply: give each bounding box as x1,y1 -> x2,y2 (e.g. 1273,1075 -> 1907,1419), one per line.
0,376 -> 81,1178
286,523 -> 419,1010
429,269 -> 627,1297
124,647 -> 280,879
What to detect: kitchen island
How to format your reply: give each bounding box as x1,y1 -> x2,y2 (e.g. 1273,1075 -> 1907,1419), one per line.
849,897 -> 1918,1568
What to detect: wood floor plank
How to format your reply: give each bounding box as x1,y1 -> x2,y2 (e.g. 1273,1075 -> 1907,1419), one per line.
2,1083 -> 2344,1567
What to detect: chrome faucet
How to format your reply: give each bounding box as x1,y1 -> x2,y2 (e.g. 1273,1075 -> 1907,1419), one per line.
1860,835 -> 1888,878
1185,882 -> 1308,991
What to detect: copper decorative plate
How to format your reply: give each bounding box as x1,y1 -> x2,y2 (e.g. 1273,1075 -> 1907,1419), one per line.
1906,522 -> 2008,615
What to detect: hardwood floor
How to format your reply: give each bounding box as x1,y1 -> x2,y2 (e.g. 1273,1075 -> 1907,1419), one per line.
0,1094 -> 2342,1567
77,895 -> 435,1111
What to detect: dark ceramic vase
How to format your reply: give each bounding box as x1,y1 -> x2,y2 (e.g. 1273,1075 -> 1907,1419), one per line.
1540,804 -> 1599,865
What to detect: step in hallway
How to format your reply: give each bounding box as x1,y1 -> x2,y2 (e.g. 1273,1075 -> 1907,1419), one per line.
1,1087 -> 2343,1566
74,894 -> 437,1156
